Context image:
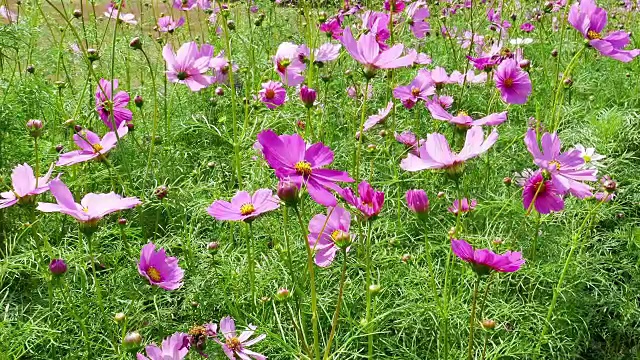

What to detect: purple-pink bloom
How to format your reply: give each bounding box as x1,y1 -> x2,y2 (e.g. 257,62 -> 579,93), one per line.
215,317 -> 267,360
524,129 -> 597,198
300,85 -> 317,108
319,17 -> 344,39
425,66 -> 463,87
0,163 -> 55,209
401,126 -> 498,173
137,333 -> 189,360
520,22 -> 535,32
522,170 -> 565,214
341,27 -> 416,76
259,81 -> 287,109
306,43 -> 342,63
426,100 -> 507,128
95,79 -> 132,130
384,0 -> 406,13
341,181 -> 384,219
466,55 -> 500,71
361,101 -> 394,134
210,52 -> 238,84
494,59 -> 532,104
448,198 -> 477,215
173,0 -> 196,10
393,70 -> 435,109
163,42 -> 213,91
308,206 -> 352,267
157,16 -> 185,33
451,239 -> 525,274
207,189 -> 280,222
57,122 -> 128,166
257,130 -> 354,207
104,6 -> 137,25
137,242 -> 185,291
37,178 -> 141,225
406,1 -> 431,38
395,131 -> 422,154
274,42 -> 306,86
568,0 -> 639,62
406,189 -> 429,218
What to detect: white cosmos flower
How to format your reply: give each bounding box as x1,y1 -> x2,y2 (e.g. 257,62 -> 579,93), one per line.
509,38 -> 534,45
574,144 -> 606,168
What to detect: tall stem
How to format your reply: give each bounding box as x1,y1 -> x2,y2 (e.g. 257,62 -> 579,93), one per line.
323,249 -> 348,360
551,46 -> 585,131
467,276 -> 481,360
84,231 -> 104,312
364,221 -> 374,359
141,48 -> 160,190
247,222 -> 256,303
354,78 -> 370,185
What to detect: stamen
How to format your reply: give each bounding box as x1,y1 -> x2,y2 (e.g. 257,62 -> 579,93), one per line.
240,203 -> 256,216
294,161 -> 313,176
146,266 -> 162,282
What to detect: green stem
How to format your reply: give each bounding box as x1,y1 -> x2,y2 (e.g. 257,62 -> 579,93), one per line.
61,280 -> 91,356
531,212 -> 542,263
141,48 -> 160,190
84,231 -> 104,312
323,249 -> 348,360
467,276 -> 481,360
551,46 -> 585,131
248,222 -> 256,304
354,78 -> 370,185
365,221 -> 374,360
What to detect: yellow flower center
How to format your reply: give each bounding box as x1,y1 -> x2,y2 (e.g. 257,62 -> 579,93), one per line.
92,144 -> 104,153
331,230 -> 347,241
587,30 -> 601,40
146,266 -> 162,282
295,161 -> 313,176
457,111 -> 468,117
226,337 -> 242,351
549,160 -> 561,170
583,154 -> 592,162
411,87 -> 421,96
82,207 -> 89,213
240,203 -> 255,216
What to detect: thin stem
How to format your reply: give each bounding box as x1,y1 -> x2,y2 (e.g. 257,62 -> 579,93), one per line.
467,276 -> 481,360
365,221 -> 374,360
323,249 -> 348,360
85,231 -> 104,312
551,46 -> 586,131
248,222 -> 256,304
354,78 -> 370,185
531,212 -> 542,263
141,48 -> 160,190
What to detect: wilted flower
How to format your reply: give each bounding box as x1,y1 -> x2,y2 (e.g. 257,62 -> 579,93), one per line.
137,242 -> 184,291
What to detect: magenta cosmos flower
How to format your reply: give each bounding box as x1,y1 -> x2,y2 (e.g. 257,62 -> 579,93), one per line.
95,79 -> 132,130
393,70 -> 435,109
568,0 -> 640,62
0,163 -> 55,209
451,239 -> 525,275
138,242 -> 184,291
406,189 -> 429,218
308,206 -> 352,267
37,179 -> 141,225
522,170 -> 565,214
426,100 -> 507,128
400,126 -> 498,174
341,181 -> 384,219
341,27 -> 416,77
319,17 -> 344,40
494,59 -> 532,105
297,43 -> 342,65
210,52 -> 238,84
448,198 -> 477,215
524,129 -> 597,198
57,122 -> 128,166
406,1 -> 431,38
207,189 -> 280,222
259,81 -> 287,109
137,332 -> 189,360
274,42 -> 306,86
215,317 -> 267,360
257,130 -> 354,207
163,42 -> 213,91
157,16 -> 185,33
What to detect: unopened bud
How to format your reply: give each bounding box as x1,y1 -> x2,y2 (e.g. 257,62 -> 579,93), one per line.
134,95 -> 143,108
378,130 -> 387,137
368,284 -> 381,295
55,144 -> 64,153
275,287 -> 290,301
227,20 -> 235,30
482,319 -> 496,329
26,119 -> 44,137
129,37 -> 142,50
207,242 -> 219,251
123,331 -> 142,350
401,254 -> 411,263
503,177 -> 512,185
114,312 -> 126,323
73,9 -> 82,18
26,65 -> 35,74
551,49 -> 558,58
118,218 -> 127,226
437,191 -> 445,198
154,185 -> 169,200
87,48 -> 100,62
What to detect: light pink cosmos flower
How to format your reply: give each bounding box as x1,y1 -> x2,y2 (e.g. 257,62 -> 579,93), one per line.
460,70 -> 487,84
452,239 -> 525,275
393,70 -> 435,109
0,5 -> 17,23
215,317 -> 267,360
209,51 -> 238,84
57,123 -> 128,166
104,6 -> 137,25
395,131 -> 422,155
426,100 -> 507,128
157,16 -> 185,33
0,163 -> 55,209
448,198 -> 477,215
401,126 -> 498,173
163,42 -> 213,91
173,0 -> 196,10
137,242 -> 184,291
341,27 -> 416,76
308,206 -> 352,267
361,101 -> 394,133
406,1 -> 431,38
298,43 -> 342,64
414,52 -> 433,65
494,59 -> 532,104
259,81 -> 287,109
207,189 -> 280,222
274,42 -> 306,86
95,79 -> 132,131
136,332 -> 189,360
37,179 -> 141,225
426,66 -> 463,87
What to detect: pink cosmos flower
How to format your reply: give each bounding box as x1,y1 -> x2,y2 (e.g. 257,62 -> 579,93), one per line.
95,79 -> 132,131
207,189 -> 280,222
173,0 -> 196,10
568,0 -> 640,62
104,6 -> 137,25
308,206 -> 352,267
406,189 -> 430,218
494,59 -> 532,105
0,163 -> 55,209
341,181 -> 384,219
460,70 -> 488,84
37,179 -> 141,225
384,0 -> 406,13
466,55 -> 500,71
157,16 -> 185,33
215,317 -> 267,360
136,332 -> 189,360
361,101 -> 394,133
319,17 -> 344,39
395,131 -> 422,154
258,81 -> 287,109
406,1 -> 431,38
209,51 -> 238,84
393,70 -> 435,109
0,5 -> 17,23
426,100 -> 507,128
347,84 -> 374,99
341,27 -> 416,76
359,11 -> 391,49
414,52 -> 433,65
400,126 -> 498,173
163,42 -> 213,91
520,22 -> 535,32
298,43 -> 342,64
434,94 -> 454,108
57,123 -> 128,166
257,130 -> 354,207
522,170 -> 565,214
274,42 -> 306,86
451,239 -> 525,275
425,66 -> 463,87
524,129 -> 597,198
448,198 -> 477,215
137,242 -> 184,291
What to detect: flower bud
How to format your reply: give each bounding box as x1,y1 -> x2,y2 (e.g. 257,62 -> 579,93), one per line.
437,191 -> 445,198
49,259 -> 67,276
518,59 -> 530,70
331,230 -> 351,249
87,48 -> 100,62
366,144 -> 377,152
123,331 -> 142,350
503,177 -> 512,186
551,49 -> 558,58
300,85 -> 317,108
127,123 -> 135,132
213,86 -> 224,96
277,178 -> 300,206
55,144 -> 64,153
296,119 -> 306,130
227,20 -> 235,30
134,95 -> 144,108
207,161 -> 216,168
401,254 -> 411,263
55,81 -> 66,89
191,301 -> 200,307
26,65 -> 35,74
563,78 -> 573,87
492,238 -> 503,245
73,124 -> 83,133
448,227 -> 457,238
275,287 -> 290,301
154,185 -> 169,200
73,9 -> 82,18
320,74 -> 331,83
368,284 -> 381,295
207,241 -> 219,251
114,312 -> 126,323
482,319 -> 496,330
64,119 -> 75,128
406,189 -> 429,220
26,119 -> 44,137
318,11 -> 328,23
129,37 -> 142,50
118,218 -> 128,226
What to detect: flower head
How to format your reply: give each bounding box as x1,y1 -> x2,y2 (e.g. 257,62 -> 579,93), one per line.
406,189 -> 429,219
257,130 -> 354,207
137,242 -> 184,291
426,100 -> 507,128
308,206 -> 352,266
319,17 -> 344,39
215,317 -> 267,360
207,189 -> 280,222
37,179 -> 141,225
393,70 -> 435,109
360,101 -> 394,134
495,59 -> 532,104
0,163 -> 55,209
0,5 -> 17,23
259,81 -> 287,109
451,239 -> 525,275
104,6 -> 137,25
95,79 -> 132,130
341,181 -> 384,219
522,170 -> 565,214
520,22 -> 535,32
163,42 -> 213,91
57,122 -> 129,166
406,1 -> 431,38
157,16 -> 185,33
574,144 -> 605,168
341,27 -> 416,76
136,332 -> 189,360
448,198 -> 477,215
274,42 -> 306,86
